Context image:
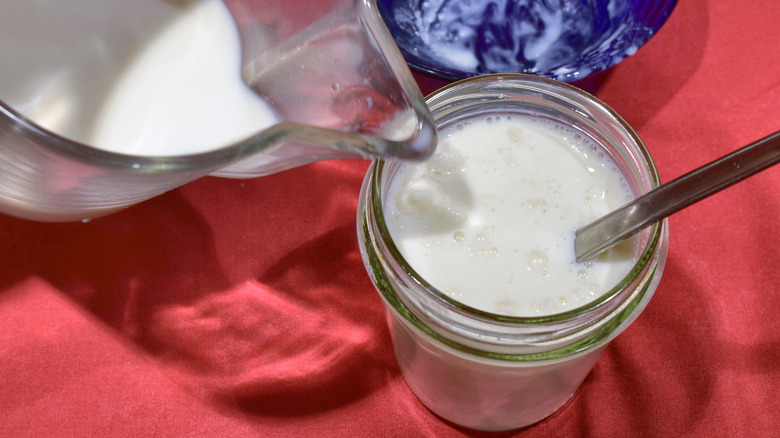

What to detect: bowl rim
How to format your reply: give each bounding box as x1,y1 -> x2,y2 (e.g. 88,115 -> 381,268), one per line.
377,0 -> 679,83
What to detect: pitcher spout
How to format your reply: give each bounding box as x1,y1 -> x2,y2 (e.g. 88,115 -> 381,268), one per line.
217,0 -> 437,177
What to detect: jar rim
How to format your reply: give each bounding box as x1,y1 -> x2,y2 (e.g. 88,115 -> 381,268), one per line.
370,74 -> 664,325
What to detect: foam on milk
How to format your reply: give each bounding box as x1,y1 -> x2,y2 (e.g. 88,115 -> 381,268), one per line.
385,114 -> 637,316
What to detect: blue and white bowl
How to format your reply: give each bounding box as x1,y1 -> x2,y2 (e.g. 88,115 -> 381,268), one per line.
378,0 -> 678,83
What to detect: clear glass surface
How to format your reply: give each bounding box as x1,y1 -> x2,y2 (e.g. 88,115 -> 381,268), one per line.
357,74 -> 669,431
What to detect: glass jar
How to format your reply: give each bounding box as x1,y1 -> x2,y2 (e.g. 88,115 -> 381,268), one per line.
357,74 -> 669,431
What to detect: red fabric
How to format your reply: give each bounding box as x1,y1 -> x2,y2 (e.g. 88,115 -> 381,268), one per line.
2,0 -> 780,436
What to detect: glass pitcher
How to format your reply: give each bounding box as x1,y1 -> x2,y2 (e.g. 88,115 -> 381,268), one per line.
0,0 -> 436,221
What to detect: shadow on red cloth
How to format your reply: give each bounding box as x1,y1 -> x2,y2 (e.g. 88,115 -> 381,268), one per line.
0,160 -> 398,417
0,190 -> 230,317
140,223 -> 396,417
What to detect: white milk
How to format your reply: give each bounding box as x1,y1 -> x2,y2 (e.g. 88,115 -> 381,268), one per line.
0,0 -> 279,220
1,0 -> 278,156
89,0 -> 278,155
385,114 -> 636,316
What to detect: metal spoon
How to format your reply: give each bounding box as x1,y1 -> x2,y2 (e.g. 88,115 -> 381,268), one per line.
575,130 -> 780,262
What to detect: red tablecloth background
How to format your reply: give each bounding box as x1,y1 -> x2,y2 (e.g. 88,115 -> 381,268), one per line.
2,1 -> 780,436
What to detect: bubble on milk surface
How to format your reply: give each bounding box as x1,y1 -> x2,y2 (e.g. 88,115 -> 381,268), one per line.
427,151 -> 466,176
383,0 -> 659,82
527,249 -> 548,270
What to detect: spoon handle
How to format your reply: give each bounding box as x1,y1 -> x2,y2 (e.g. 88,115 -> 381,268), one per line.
575,130 -> 780,262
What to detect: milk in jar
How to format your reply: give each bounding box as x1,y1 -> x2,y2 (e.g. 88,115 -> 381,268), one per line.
384,114 -> 637,316
358,75 -> 668,431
